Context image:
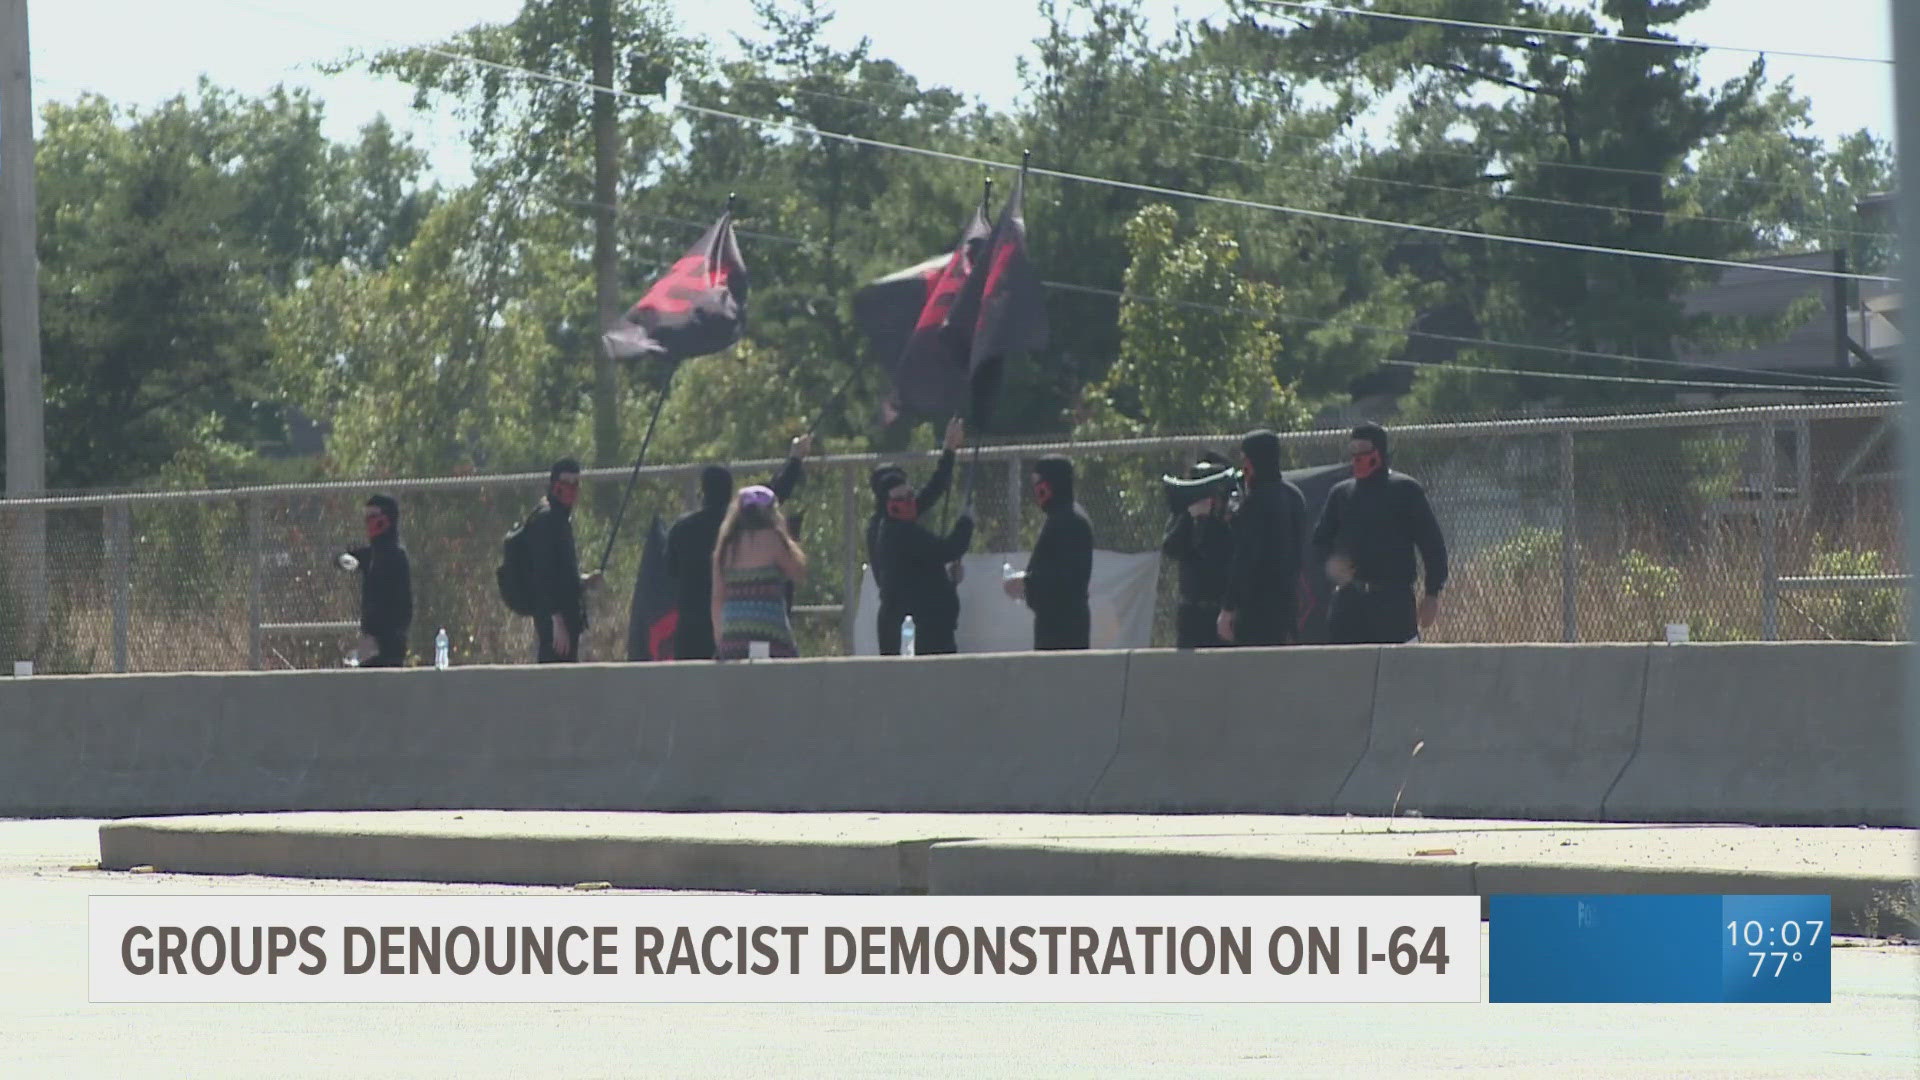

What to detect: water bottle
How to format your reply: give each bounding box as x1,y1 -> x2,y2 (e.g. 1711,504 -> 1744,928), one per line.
434,628 -> 450,670
900,615 -> 916,657
1002,560 -> 1020,602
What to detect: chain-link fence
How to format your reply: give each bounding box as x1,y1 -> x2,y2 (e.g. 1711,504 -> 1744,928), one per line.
0,401 -> 1903,673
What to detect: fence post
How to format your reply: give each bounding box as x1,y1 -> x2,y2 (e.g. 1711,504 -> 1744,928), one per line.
1559,429 -> 1577,643
107,501 -> 130,673
1004,456 -> 1023,551
839,462 -> 858,655
1761,420 -> 1779,641
247,496 -> 264,670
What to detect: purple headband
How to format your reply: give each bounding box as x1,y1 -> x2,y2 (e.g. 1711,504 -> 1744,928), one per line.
738,485 -> 776,509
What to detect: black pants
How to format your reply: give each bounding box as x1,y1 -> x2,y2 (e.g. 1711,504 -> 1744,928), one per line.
1176,601 -> 1224,649
673,614 -> 716,662
877,605 -> 959,656
1328,585 -> 1418,645
363,631 -> 408,668
1232,600 -> 1297,647
534,615 -> 584,663
1034,604 -> 1091,651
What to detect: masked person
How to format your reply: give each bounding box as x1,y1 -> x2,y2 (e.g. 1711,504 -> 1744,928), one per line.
1002,455 -> 1093,651
1161,452 -> 1235,649
1311,423 -> 1449,645
1218,430 -> 1307,647
665,435 -> 811,660
339,493 -> 412,667
866,418 -> 965,655
525,458 -> 603,663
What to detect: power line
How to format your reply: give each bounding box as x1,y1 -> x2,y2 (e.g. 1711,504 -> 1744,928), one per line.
1041,280 -> 1899,396
224,0 -> 1895,284
1187,152 -> 1899,244
1248,0 -> 1893,66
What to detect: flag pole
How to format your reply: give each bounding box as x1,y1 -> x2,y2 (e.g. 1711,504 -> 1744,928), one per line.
951,173 -> 995,523
597,363 -> 676,575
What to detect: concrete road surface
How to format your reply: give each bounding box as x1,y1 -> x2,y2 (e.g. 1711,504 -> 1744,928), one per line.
4,820 -> 1915,1079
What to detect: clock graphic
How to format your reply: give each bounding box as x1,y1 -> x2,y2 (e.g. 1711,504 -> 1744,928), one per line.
1491,894 -> 1832,1003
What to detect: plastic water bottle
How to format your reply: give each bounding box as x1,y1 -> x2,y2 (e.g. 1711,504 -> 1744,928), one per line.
1002,560 -> 1020,602
434,628 -> 450,670
900,615 -> 916,657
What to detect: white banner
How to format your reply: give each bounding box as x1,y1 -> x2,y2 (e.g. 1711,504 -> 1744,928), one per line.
90,895 -> 1482,1003
851,550 -> 1161,655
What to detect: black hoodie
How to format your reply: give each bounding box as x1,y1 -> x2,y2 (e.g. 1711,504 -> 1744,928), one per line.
665,455 -> 804,655
1222,431 -> 1306,637
346,494 -> 413,646
1310,445 -> 1449,596
1023,455 -> 1093,648
868,450 -> 972,634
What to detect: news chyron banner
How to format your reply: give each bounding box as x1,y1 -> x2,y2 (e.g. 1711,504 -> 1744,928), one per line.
91,895 -> 1482,1004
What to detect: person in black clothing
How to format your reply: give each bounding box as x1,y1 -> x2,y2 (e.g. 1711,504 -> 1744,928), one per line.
1161,451 -> 1235,649
1218,430 -> 1307,647
1003,454 -> 1094,650
665,435 -> 812,660
525,458 -> 604,663
1311,422 -> 1450,644
340,493 -> 412,667
870,424 -> 973,656
867,418 -> 965,655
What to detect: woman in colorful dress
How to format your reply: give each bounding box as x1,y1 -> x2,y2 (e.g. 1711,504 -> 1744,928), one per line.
710,485 -> 808,660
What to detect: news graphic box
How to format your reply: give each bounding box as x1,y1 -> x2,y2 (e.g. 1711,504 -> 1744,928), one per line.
1489,894 -> 1832,1003
91,895 -> 1481,1004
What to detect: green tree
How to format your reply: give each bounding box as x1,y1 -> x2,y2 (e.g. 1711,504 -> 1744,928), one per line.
1084,203 -> 1304,435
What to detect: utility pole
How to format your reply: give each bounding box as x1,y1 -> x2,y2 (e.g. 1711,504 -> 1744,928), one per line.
1891,1 -> 1920,832
1,0 -> 49,648
589,0 -> 623,473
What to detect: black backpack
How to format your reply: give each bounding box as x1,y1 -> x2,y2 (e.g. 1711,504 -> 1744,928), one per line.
496,509 -> 543,616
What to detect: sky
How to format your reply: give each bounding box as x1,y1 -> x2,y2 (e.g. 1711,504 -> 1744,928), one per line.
22,0 -> 1901,189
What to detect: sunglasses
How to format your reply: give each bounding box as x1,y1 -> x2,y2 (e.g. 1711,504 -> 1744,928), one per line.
552,478 -> 580,491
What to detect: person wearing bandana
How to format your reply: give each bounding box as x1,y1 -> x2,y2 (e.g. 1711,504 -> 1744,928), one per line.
665,435 -> 812,660
525,458 -> 604,663
340,493 -> 412,667
1218,430 -> 1308,647
866,418 -> 966,655
1003,454 -> 1094,650
1161,451 -> 1235,649
1311,422 -> 1449,644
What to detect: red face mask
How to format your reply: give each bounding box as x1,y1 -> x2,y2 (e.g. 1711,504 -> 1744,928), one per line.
886,496 -> 919,522
1032,479 -> 1053,508
364,513 -> 390,541
551,478 -> 580,508
1352,449 -> 1384,480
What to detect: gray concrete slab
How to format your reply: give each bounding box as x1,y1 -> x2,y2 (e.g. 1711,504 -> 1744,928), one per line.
2,819 -> 1915,1079
93,811 -> 1920,935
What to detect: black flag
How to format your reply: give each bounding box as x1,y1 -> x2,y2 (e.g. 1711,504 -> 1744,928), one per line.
624,515 -> 678,661
604,211 -> 748,364
867,199 -> 993,425
947,166 -> 1048,432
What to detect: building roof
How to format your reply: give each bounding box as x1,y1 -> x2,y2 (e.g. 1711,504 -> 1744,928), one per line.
1674,250 -> 1898,374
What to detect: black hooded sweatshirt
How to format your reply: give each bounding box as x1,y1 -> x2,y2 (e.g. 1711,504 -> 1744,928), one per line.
524,493 -> 587,633
666,455 -> 804,655
345,495 -> 413,647
1310,457 -> 1449,597
868,450 -> 972,634
1023,456 -> 1094,649
1222,431 -> 1307,642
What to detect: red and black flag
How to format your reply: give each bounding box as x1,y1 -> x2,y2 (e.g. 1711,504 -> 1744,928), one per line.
604,211 -> 749,364
947,165 -> 1048,432
859,197 -> 993,425
623,514 -> 678,662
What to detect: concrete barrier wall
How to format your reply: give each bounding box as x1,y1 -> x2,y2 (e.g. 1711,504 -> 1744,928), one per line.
1333,644 -> 1648,820
0,643 -> 1906,825
1602,642 -> 1908,826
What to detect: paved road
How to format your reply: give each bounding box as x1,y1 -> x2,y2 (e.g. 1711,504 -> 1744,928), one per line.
5,820 -> 1916,1079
